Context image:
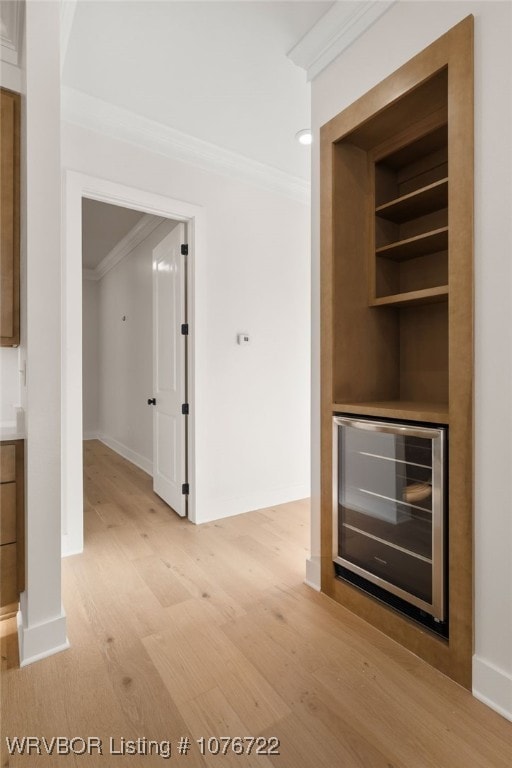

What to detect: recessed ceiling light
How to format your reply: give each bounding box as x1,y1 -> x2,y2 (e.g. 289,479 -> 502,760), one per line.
295,129 -> 313,146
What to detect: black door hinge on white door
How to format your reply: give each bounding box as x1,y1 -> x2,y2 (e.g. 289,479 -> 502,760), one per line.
181,323 -> 189,335
182,483 -> 189,495
181,244 -> 188,256
181,403 -> 189,415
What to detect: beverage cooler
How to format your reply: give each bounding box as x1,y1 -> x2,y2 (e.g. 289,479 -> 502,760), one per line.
332,416 -> 447,633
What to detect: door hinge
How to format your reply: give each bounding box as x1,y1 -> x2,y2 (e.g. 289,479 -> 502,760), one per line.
182,483 -> 190,495
181,244 -> 188,256
181,323 -> 189,335
181,403 -> 189,415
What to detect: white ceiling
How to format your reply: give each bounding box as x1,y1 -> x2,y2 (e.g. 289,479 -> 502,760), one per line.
82,199 -> 146,269
62,1 -> 333,180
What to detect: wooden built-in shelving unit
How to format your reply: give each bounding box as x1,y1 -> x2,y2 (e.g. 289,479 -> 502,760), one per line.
320,17 -> 473,688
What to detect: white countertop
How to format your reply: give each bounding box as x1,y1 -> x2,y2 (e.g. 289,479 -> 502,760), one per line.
0,407 -> 25,441
0,425 -> 24,441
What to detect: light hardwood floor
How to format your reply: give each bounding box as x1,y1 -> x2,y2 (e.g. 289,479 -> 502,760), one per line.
1,440 -> 511,767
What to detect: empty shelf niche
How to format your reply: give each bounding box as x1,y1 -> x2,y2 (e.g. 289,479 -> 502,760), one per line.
373,125 -> 449,304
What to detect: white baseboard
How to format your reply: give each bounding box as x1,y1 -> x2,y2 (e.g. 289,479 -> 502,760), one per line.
305,555 -> 321,591
17,607 -> 70,667
473,654 -> 512,721
98,434 -> 153,476
194,483 -> 310,524
83,430 -> 100,441
61,532 -> 84,558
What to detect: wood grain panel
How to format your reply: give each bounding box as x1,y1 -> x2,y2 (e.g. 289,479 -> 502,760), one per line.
0,88 -> 20,346
346,68 -> 448,151
331,143 -> 399,403
0,444 -> 15,482
332,400 -> 449,424
0,441 -> 24,596
400,302 -> 449,402
0,543 -> 17,606
445,15 -> 475,690
15,440 -> 25,593
0,613 -> 19,669
0,482 -> 16,544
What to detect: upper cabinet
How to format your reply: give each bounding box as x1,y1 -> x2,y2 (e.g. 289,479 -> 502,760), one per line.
0,87 -> 20,347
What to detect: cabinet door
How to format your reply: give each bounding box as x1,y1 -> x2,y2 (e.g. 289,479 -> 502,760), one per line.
0,88 -> 20,347
0,444 -> 16,482
0,543 -> 17,607
0,441 -> 24,604
0,483 -> 16,544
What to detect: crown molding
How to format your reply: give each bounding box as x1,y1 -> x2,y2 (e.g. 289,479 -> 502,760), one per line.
62,87 -> 310,205
0,0 -> 24,67
287,1 -> 395,82
83,213 -> 164,281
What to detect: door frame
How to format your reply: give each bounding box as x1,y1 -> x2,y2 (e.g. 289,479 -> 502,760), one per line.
62,171 -> 203,555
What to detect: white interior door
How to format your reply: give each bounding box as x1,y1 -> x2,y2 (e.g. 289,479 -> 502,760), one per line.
152,223 -> 187,516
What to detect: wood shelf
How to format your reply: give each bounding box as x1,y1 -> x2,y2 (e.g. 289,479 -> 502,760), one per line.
372,285 -> 448,307
332,401 -> 449,425
374,123 -> 448,168
376,227 -> 448,262
376,178 -> 448,223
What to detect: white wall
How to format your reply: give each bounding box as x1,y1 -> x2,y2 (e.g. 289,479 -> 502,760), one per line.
310,1 -> 512,720
63,122 -> 311,526
82,279 -> 99,438
85,218 -> 178,471
0,349 -> 21,424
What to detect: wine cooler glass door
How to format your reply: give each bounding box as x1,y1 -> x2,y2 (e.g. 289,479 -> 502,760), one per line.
333,417 -> 445,620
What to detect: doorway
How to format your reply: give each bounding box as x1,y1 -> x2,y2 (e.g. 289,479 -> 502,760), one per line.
81,200 -> 188,519
63,172 -> 203,555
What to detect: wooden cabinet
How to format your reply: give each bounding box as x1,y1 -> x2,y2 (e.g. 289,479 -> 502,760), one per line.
0,441 -> 24,610
320,18 -> 473,687
0,87 -> 21,347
